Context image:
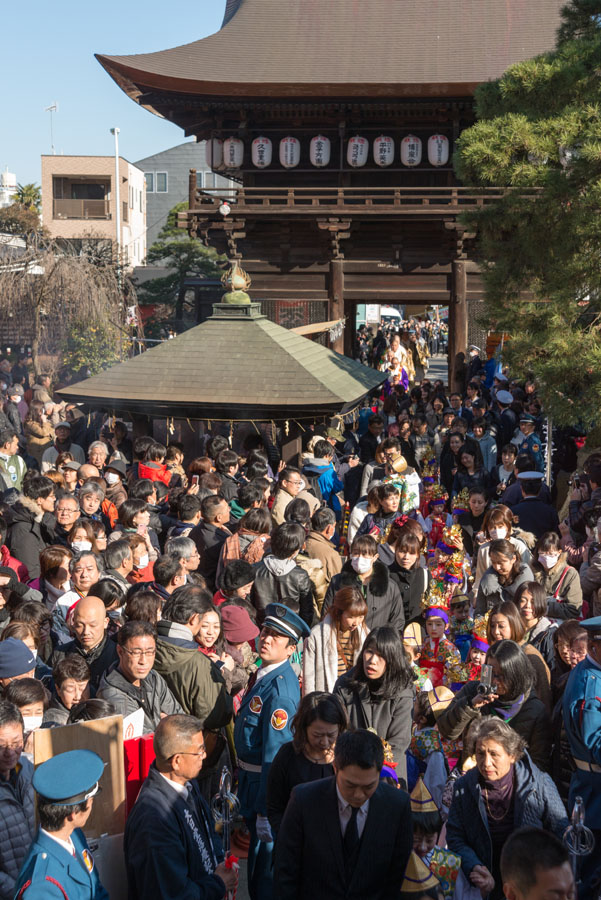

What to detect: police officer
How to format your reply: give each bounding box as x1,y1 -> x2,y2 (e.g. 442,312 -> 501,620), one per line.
14,749 -> 108,899
562,615 -> 601,895
234,603 -> 310,900
518,413 -> 545,472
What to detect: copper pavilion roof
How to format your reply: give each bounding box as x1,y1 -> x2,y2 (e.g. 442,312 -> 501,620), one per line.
96,0 -> 564,108
57,303 -> 385,421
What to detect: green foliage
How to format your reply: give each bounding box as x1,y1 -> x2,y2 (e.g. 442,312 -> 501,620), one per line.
0,202 -> 41,239
62,319 -> 130,376
455,0 -> 601,427
138,202 -> 225,320
15,183 -> 42,212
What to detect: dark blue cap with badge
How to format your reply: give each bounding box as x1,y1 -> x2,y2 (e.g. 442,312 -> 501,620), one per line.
263,603 -> 310,641
33,750 -> 105,805
519,413 -> 537,424
580,616 -> 601,634
517,471 -> 544,481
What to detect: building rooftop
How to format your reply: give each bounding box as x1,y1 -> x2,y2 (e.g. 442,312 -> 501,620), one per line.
96,0 -> 564,109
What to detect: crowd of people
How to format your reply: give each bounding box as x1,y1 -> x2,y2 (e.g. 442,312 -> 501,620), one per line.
0,343 -> 599,900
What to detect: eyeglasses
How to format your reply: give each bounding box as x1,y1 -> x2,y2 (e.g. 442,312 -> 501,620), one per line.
57,507 -> 78,515
0,742 -> 23,753
170,745 -> 206,759
122,647 -> 156,660
285,480 -> 302,486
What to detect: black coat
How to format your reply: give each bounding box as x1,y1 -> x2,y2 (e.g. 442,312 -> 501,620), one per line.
190,520 -> 231,590
49,632 -> 119,693
251,560 -> 314,626
323,561 -> 405,634
124,762 -> 225,900
7,499 -> 56,580
333,669 -> 413,785
510,497 -> 560,540
387,562 -> 429,624
274,775 -> 412,900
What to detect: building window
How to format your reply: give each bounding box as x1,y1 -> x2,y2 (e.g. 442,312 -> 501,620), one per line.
205,173 -> 216,189
156,172 -> 168,193
196,172 -> 204,189
145,173 -> 154,192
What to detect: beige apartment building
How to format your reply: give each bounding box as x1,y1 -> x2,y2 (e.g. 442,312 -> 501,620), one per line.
41,155 -> 146,268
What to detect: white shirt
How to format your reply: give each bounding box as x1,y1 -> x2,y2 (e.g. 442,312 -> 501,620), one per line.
336,784 -> 369,840
41,828 -> 76,857
255,659 -> 287,683
159,773 -> 190,797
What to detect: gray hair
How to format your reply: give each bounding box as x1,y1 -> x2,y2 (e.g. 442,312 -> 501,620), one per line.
104,539 -> 132,570
475,716 -> 526,761
154,713 -> 205,763
165,536 -> 196,560
88,441 -> 109,457
69,552 -> 104,575
79,482 -> 105,502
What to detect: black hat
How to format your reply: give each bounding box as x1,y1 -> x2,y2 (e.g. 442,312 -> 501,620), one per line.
105,458 -> 127,477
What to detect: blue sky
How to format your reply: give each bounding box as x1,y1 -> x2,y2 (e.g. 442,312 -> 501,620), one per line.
3,0 -> 226,186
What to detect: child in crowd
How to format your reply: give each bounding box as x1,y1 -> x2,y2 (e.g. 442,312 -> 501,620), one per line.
410,778 -> 461,900
400,853 -> 444,900
403,623 -> 434,693
409,687 -> 455,804
419,588 -> 461,688
448,594 -> 474,662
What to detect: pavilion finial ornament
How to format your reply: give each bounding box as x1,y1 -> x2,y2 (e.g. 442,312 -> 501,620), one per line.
221,261 -> 252,304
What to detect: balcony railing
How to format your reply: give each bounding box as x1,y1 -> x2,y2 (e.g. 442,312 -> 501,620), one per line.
53,199 -> 110,220
187,186 -> 540,218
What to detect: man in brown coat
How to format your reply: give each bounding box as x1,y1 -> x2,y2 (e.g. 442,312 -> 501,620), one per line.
304,507 -> 342,588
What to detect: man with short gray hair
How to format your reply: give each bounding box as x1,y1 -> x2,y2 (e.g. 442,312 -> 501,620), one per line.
124,713 -> 237,899
102,539 -> 134,597
165,536 -> 201,576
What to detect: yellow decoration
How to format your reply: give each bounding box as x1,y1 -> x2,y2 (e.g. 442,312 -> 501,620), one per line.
401,852 -> 441,894
410,776 -> 439,814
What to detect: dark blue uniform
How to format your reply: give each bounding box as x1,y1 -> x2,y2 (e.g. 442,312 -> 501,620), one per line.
519,432 -> 545,472
234,661 -> 300,900
14,827 -> 109,900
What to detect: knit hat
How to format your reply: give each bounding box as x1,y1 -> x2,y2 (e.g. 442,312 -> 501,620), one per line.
400,852 -> 441,895
0,638 -> 36,678
410,777 -> 438,814
426,685 -> 455,720
222,560 -> 255,593
221,605 -> 260,643
8,384 -> 24,398
105,458 -> 127,477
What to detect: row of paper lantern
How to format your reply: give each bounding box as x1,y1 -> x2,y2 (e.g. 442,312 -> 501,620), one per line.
206,134 -> 450,170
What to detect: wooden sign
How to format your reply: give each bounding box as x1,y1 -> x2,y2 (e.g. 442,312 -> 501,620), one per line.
34,715 -> 126,839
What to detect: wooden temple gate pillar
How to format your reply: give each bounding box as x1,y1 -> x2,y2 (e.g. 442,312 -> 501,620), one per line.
448,258 -> 468,394
329,258 -> 345,355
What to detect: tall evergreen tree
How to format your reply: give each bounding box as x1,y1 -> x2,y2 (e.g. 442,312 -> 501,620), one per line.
455,1 -> 601,427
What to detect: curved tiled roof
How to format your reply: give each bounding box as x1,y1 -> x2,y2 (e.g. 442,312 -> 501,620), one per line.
96,0 -> 564,104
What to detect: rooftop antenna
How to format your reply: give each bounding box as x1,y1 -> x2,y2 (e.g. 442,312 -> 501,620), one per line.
44,102 -> 58,154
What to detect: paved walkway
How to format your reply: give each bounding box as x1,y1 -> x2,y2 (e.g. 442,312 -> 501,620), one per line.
426,353 -> 448,387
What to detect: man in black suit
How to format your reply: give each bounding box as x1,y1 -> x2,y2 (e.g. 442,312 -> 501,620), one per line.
511,472 -> 560,539
274,729 -> 412,900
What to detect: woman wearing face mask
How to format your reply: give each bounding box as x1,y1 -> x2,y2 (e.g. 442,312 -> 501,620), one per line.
266,692 -> 348,838
125,533 -> 155,584
334,626 -> 414,786
66,519 -> 100,556
323,534 -> 405,634
532,532 -> 583,620
473,506 -> 532,592
486,600 -> 552,714
475,539 -> 534,616
4,677 -> 50,759
514,581 -> 556,667
103,460 -> 128,508
387,531 -> 429,626
303,586 -> 368,693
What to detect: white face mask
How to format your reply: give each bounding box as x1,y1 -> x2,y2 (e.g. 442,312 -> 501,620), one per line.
538,553 -> 559,569
104,472 -> 120,485
22,715 -> 43,733
71,540 -> 92,552
489,527 -> 507,541
135,554 -> 149,570
30,648 -> 38,660
351,556 -> 373,575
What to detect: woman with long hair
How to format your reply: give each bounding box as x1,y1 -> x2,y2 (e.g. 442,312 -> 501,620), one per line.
486,600 -> 552,713
475,538 -> 534,615
334,625 -> 414,784
387,529 -> 429,625
514,581 -> 556,667
451,443 -> 492,499
531,531 -> 583,620
303,586 -> 368,693
266,692 -> 348,836
473,504 -> 532,591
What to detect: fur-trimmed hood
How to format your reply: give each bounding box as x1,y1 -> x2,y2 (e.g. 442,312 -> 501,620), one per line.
11,495 -> 44,524
338,559 -> 390,596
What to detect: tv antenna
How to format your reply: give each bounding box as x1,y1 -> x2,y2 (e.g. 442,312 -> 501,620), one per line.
44,102 -> 59,154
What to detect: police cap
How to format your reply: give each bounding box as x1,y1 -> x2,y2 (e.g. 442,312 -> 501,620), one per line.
517,471 -> 544,481
579,616 -> 601,637
263,603 -> 310,641
33,750 -> 105,805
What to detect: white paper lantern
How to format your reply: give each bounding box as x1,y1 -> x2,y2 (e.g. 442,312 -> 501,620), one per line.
310,135 -> 331,167
347,136 -> 369,168
373,135 -> 395,168
401,135 -> 422,167
205,138 -> 223,169
279,137 -> 301,168
428,134 -> 450,167
223,137 -> 244,168
252,136 -> 272,168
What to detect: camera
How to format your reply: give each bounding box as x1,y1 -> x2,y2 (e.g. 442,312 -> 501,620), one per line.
568,472 -> 581,488
477,664 -> 497,697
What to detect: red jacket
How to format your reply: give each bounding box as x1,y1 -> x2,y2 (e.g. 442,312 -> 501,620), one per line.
1,544 -> 28,582
138,461 -> 171,488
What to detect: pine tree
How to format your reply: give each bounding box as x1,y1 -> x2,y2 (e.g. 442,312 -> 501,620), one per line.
455,1 -> 601,427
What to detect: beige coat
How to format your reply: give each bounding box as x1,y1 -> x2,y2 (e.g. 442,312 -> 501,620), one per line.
271,487 -> 319,525
304,530 -> 343,585
24,420 -> 54,465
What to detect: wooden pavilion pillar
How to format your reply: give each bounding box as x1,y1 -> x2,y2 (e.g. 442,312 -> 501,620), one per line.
448,258 -> 468,393
329,258 -> 345,355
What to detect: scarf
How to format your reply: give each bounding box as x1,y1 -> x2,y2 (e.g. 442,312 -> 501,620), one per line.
492,693 -> 525,722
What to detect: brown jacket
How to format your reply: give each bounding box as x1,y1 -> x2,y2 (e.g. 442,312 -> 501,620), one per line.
24,420 -> 54,464
304,530 -> 343,585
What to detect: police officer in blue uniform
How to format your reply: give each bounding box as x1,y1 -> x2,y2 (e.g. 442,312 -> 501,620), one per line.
234,603 -> 310,900
562,615 -> 601,895
518,413 -> 545,472
14,749 -> 108,900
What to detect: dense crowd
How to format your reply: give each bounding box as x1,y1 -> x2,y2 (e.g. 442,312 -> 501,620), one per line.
0,340 -> 599,900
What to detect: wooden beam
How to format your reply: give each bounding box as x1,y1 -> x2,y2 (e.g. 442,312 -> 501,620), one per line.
329,259 -> 345,354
